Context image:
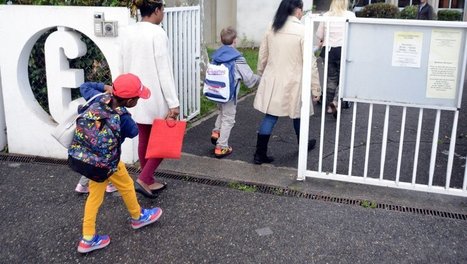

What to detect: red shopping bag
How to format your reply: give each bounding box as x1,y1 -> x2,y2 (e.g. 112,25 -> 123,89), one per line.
145,119 -> 187,159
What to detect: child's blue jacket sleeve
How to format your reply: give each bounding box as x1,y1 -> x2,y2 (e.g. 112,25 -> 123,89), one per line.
120,114 -> 138,140
80,82 -> 105,101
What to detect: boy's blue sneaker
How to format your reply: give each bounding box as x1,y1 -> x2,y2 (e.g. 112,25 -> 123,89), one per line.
131,207 -> 163,229
77,234 -> 110,253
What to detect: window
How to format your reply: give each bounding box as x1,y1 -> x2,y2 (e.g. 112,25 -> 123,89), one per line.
352,0 -> 385,12
353,0 -> 385,7
398,0 -> 421,7
439,0 -> 465,8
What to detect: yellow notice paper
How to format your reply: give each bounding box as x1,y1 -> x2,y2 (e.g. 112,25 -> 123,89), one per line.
392,32 -> 423,68
426,29 -> 462,99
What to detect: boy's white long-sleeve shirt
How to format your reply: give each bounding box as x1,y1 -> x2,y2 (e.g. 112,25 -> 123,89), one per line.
119,22 -> 180,124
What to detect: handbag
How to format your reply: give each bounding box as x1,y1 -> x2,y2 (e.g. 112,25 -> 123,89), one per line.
51,92 -> 106,148
145,118 -> 187,159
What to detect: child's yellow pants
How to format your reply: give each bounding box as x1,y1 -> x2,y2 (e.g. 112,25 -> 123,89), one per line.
82,161 -> 141,236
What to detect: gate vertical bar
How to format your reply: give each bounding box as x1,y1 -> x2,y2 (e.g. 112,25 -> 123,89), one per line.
428,109 -> 441,187
445,111 -> 459,189
363,103 -> 373,178
191,9 -> 197,116
380,105 -> 390,180
348,102 -> 357,176
318,20 -> 331,173
183,11 -> 188,118
297,15 -> 313,181
173,11 -> 181,117
195,6 -> 201,117
463,157 -> 467,191
396,106 -> 407,184
187,10 -> 193,116
412,108 -> 423,185
166,12 -> 173,58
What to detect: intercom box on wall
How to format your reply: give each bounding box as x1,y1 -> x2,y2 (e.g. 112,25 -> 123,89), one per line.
94,12 -> 118,37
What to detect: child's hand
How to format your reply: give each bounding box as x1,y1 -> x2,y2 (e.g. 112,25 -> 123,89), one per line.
104,85 -> 114,94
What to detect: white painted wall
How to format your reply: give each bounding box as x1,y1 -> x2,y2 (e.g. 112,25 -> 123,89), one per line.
0,5 -> 137,162
236,0 -> 313,46
0,69 -> 6,151
216,0 -> 237,43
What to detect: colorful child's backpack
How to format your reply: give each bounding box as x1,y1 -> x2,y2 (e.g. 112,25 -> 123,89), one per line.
68,94 -> 122,182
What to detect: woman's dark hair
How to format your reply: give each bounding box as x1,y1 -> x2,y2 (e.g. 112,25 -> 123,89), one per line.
272,0 -> 303,32
132,0 -> 164,18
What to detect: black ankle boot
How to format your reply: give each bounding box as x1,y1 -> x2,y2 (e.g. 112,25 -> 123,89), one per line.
254,134 -> 274,165
296,135 -> 316,151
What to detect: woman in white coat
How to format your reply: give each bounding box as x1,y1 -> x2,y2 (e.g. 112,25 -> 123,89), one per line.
120,0 -> 180,198
253,0 -> 321,165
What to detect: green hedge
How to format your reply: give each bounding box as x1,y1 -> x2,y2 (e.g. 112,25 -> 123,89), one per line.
437,9 -> 463,21
358,3 -> 400,18
399,5 -> 418,19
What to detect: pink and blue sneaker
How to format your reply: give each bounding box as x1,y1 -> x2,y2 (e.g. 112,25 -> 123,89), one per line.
77,234 -> 110,253
131,207 -> 163,229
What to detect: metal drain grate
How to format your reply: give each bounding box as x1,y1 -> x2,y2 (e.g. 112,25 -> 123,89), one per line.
1,153 -> 466,221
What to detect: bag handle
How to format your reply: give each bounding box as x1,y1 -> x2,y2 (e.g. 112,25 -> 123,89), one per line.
165,116 -> 177,128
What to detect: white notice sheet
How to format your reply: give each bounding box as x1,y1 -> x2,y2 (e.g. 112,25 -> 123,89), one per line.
426,29 -> 462,99
392,32 -> 423,68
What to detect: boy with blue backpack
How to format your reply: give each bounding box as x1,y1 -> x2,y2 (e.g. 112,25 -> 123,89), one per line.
204,27 -> 260,158
68,73 -> 162,253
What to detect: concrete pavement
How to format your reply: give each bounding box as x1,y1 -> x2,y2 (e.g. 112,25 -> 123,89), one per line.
0,159 -> 466,263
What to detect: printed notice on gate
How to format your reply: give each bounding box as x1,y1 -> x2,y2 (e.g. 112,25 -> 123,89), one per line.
392,32 -> 423,68
426,29 -> 461,99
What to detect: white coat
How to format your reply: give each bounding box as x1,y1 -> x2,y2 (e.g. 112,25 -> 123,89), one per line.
119,22 -> 180,124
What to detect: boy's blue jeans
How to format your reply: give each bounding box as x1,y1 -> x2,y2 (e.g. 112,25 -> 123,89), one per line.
258,114 -> 301,136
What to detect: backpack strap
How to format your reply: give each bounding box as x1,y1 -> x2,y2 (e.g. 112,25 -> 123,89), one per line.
225,59 -> 239,104
77,92 -> 107,114
83,92 -> 106,107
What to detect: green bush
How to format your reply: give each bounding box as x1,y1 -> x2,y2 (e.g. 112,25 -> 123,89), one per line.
437,9 -> 463,21
359,3 -> 400,18
399,5 -> 418,19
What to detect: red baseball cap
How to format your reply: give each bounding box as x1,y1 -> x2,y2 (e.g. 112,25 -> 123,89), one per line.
113,73 -> 151,99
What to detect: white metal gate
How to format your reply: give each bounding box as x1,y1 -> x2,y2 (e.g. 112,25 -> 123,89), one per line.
163,6 -> 201,121
299,16 -> 467,197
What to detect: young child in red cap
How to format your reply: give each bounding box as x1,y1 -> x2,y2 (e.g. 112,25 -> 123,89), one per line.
68,73 -> 161,253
